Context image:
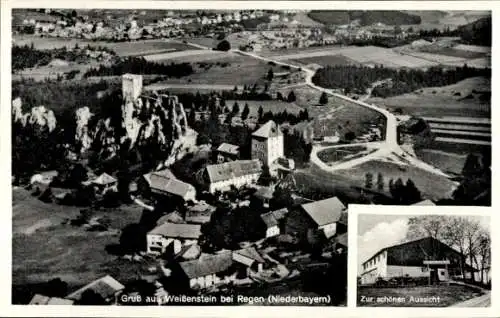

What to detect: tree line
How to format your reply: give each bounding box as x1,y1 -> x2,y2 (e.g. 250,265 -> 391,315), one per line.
83,57 -> 194,78
312,64 -> 491,98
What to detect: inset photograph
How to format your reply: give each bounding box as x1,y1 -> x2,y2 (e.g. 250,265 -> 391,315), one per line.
357,214 -> 490,307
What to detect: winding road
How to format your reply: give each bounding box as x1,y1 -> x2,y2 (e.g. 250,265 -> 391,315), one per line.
179,41 -> 451,178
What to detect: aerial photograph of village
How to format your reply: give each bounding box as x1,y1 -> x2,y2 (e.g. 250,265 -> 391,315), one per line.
11,8 -> 491,306
357,214 -> 491,307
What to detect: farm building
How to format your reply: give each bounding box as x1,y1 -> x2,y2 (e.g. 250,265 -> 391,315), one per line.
286,196 -> 347,241
251,120 -> 284,169
176,251 -> 236,290
216,143 -> 240,163
29,294 -> 74,305
254,185 -> 275,207
30,170 -> 58,186
142,168 -> 197,203
360,236 -> 477,285
261,208 -> 289,238
204,159 -> 262,193
147,222 -> 201,255
66,275 -> 124,305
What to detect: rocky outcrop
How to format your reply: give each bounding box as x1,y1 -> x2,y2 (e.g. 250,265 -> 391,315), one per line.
12,97 -> 57,132
75,107 -> 94,153
83,88 -> 196,163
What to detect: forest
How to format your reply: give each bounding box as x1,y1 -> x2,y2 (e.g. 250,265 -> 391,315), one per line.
312,64 -> 491,97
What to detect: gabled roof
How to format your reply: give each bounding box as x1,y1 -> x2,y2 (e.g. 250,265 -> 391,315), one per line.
260,208 -> 288,228
217,143 -> 240,155
252,120 -> 282,138
206,160 -> 262,184
179,251 -> 233,279
175,243 -> 201,260
149,222 -> 201,239
233,247 -> 265,266
66,275 -> 124,301
300,197 -> 346,227
362,236 -> 476,270
148,171 -> 195,199
29,294 -> 74,305
92,173 -> 117,185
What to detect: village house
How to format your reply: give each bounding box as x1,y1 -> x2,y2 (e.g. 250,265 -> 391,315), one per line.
286,196 -> 347,241
142,168 -> 197,203
83,172 -> 117,195
29,294 -> 74,305
65,275 -> 124,305
360,236 -> 478,285
232,246 -> 266,275
147,222 -> 201,255
261,208 -> 289,238
176,251 -> 236,290
204,159 -> 262,193
216,143 -> 240,163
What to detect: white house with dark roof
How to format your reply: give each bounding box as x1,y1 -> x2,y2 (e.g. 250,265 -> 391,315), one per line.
204,159 -> 262,193
147,222 -> 201,255
142,168 -> 196,202
216,143 -> 240,163
232,247 -> 266,273
251,120 -> 284,168
261,208 -> 289,238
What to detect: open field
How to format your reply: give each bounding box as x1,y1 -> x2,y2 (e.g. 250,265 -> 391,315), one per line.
151,52 -> 289,86
285,85 -> 384,139
292,54 -> 359,67
332,159 -> 457,200
358,285 -> 484,307
143,49 -> 221,62
368,77 -> 491,118
415,149 -> 467,176
225,100 -> 304,117
13,61 -> 103,81
13,35 -> 194,56
267,44 -> 490,69
12,188 -> 145,291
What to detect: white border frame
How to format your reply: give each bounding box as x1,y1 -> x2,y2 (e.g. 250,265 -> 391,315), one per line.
1,1 -> 498,317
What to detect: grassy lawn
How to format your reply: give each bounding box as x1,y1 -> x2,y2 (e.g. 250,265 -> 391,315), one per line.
317,147 -> 378,165
12,188 -> 145,291
332,159 -> 457,200
357,285 -> 484,307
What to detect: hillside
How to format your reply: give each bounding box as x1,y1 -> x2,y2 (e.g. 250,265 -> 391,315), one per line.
457,17 -> 492,46
307,10 -> 422,26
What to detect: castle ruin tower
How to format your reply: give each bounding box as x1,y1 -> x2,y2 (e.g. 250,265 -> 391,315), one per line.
122,73 -> 143,102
